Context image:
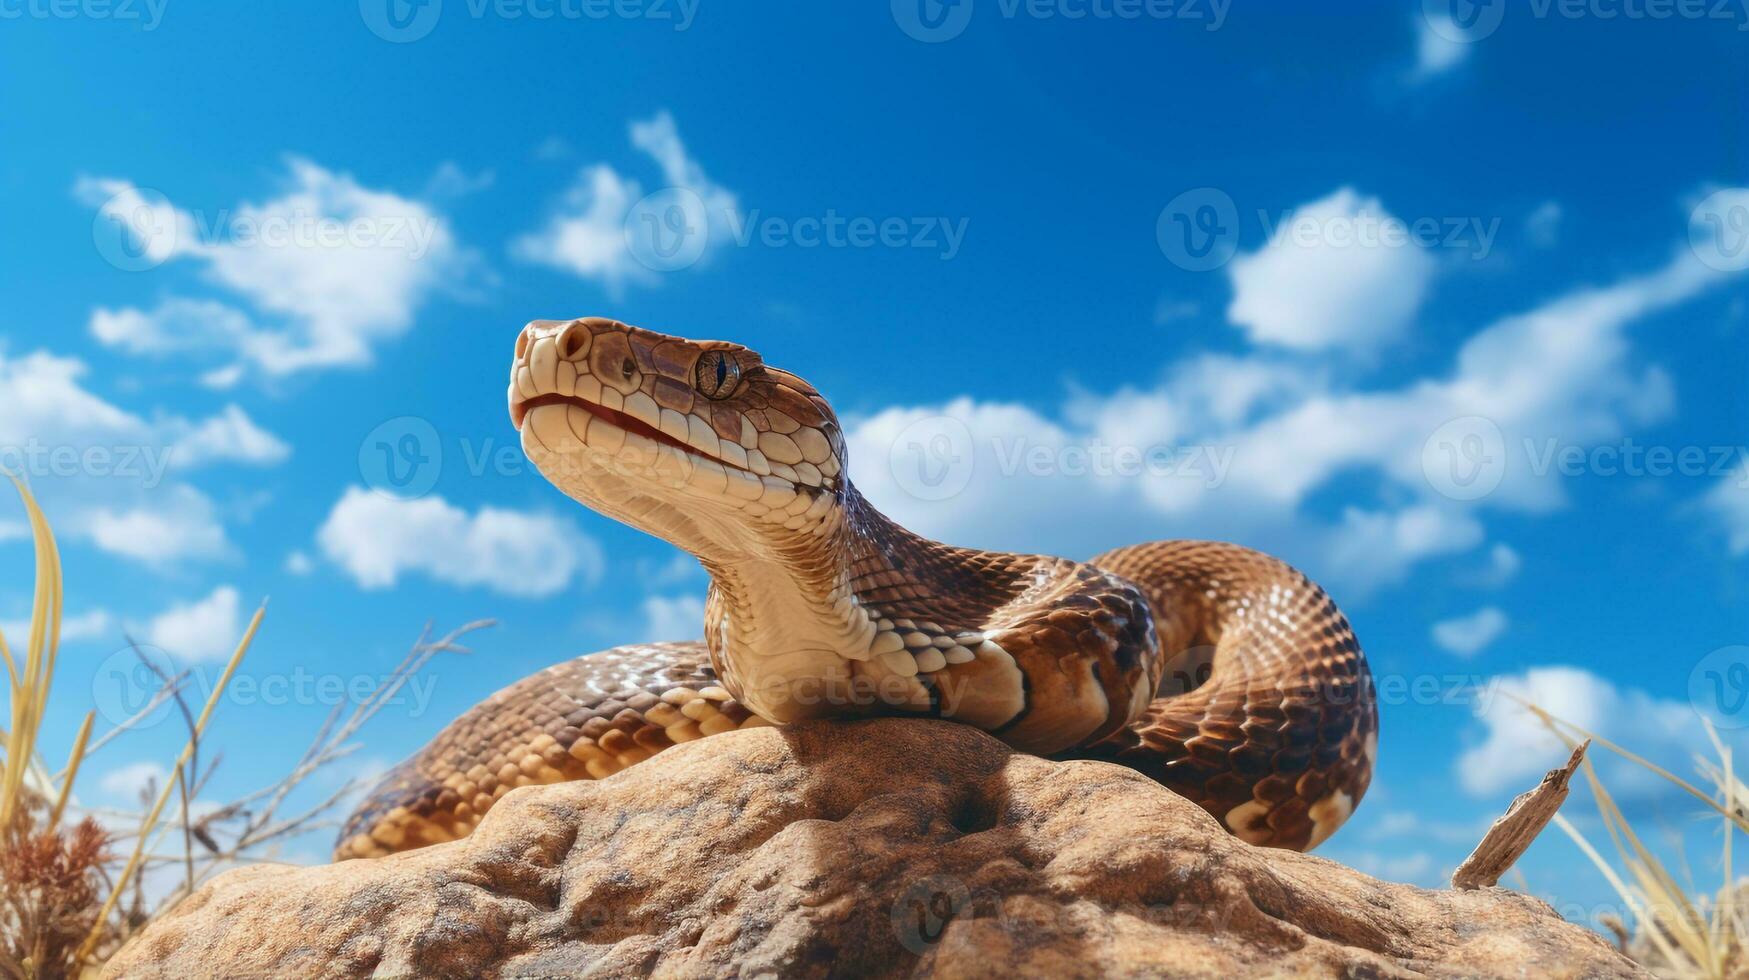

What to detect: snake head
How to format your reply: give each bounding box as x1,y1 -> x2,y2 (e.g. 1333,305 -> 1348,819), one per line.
509,317 -> 848,558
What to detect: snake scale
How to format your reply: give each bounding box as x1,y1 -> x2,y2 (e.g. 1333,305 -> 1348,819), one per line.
336,317 -> 1377,860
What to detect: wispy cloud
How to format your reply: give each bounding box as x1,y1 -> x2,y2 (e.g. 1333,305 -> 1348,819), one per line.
513,111 -> 738,297
144,585 -> 242,662
315,487 -> 602,598
1431,606 -> 1508,656
76,158 -> 470,383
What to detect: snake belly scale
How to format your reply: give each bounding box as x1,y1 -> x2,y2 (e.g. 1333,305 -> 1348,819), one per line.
337,317 -> 1377,859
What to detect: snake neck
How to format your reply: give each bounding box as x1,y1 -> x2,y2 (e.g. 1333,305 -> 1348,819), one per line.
696,483 -> 1006,723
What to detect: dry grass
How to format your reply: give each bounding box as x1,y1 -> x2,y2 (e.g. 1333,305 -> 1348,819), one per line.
1515,694 -> 1749,978
0,475 -> 484,976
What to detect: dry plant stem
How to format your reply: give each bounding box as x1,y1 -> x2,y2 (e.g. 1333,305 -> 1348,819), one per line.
48,711 -> 93,831
1453,739 -> 1588,889
73,604 -> 264,966
146,620 -> 492,913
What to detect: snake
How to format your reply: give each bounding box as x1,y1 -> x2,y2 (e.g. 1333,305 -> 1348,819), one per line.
335,317 -> 1377,860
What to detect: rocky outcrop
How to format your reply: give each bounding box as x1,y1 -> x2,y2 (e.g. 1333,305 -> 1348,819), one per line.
104,719 -> 1640,979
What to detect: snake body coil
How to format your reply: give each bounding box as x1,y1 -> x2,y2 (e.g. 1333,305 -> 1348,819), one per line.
337,318 -> 1376,859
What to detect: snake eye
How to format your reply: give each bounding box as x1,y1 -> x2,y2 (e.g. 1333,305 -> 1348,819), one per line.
694,350 -> 742,400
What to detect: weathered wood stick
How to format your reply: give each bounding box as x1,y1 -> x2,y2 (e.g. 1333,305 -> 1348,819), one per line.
1452,739 -> 1590,890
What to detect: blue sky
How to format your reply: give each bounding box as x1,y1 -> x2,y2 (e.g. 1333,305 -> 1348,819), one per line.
1,0 -> 1746,923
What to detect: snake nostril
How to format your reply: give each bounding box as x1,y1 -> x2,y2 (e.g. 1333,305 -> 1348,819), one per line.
557,322 -> 590,361
621,357 -> 636,379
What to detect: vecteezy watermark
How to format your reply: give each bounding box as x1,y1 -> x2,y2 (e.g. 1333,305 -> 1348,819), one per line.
1690,189 -> 1749,273
1156,187 -> 1240,272
1157,188 -> 1501,272
891,0 -> 1229,43
1421,416 -> 1508,502
1421,418 -> 1749,501
360,416 -> 445,499
1422,0 -> 1749,43
991,438 -> 1234,486
90,186 -> 444,272
886,418 -> 1236,503
721,210 -> 969,261
889,415 -> 977,502
1688,645 -> 1749,730
0,0 -> 167,29
91,645 -> 440,728
359,0 -> 699,42
0,441 -> 175,489
620,189 -> 972,272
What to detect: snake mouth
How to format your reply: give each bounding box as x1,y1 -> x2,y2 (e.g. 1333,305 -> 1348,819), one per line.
514,392 -> 765,479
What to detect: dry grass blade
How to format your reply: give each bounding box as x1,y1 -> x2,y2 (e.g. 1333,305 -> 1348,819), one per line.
0,472 -> 64,833
1516,695 -> 1749,978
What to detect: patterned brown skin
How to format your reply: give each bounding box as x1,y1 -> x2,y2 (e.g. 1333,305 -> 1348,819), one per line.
336,318 -> 1376,859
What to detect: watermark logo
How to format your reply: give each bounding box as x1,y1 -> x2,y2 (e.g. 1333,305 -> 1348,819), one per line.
0,441 -> 174,489
891,875 -> 973,954
892,0 -> 975,42
90,645 -> 441,726
1159,190 -> 1501,271
361,0 -> 699,39
91,186 -> 177,272
890,415 -> 976,502
1422,0 -> 1505,42
91,645 -> 178,729
1689,646 -> 1749,729
625,187 -> 711,272
359,416 -> 443,499
360,0 -> 443,42
1690,190 -> 1749,273
0,0 -> 168,29
894,0 -> 1229,40
1157,187 -> 1239,272
1422,416 -> 1507,501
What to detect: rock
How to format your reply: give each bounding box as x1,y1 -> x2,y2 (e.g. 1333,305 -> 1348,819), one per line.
104,719 -> 1641,979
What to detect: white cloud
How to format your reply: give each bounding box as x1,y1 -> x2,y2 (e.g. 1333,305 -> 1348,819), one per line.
98,761 -> 170,802
89,298 -> 254,358
1411,11 -> 1469,80
1325,505 -> 1484,592
1431,606 -> 1508,656
1705,463 -> 1749,555
83,487 -> 230,564
514,111 -> 737,297
423,161 -> 495,199
170,405 -> 291,467
145,585 -> 242,662
1226,188 -> 1436,353
0,349 -> 287,563
0,608 -> 113,647
1459,666 -> 1720,799
77,158 -> 467,379
284,550 -> 314,575
640,594 -> 705,640
844,203 -> 1739,594
315,487 -> 601,597
1470,543 -> 1522,588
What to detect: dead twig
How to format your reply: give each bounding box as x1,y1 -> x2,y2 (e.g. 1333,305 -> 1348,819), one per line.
1452,739 -> 1588,890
